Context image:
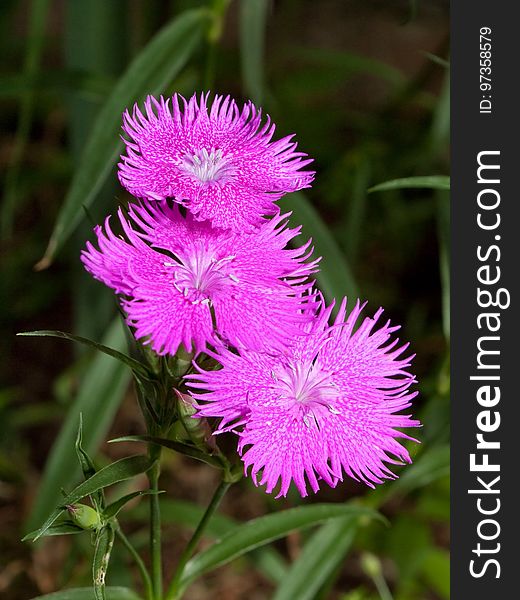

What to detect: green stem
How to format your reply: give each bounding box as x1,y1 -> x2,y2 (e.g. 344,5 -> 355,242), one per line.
148,447 -> 163,599
165,479 -> 231,600
373,571 -> 394,600
116,525 -> 154,600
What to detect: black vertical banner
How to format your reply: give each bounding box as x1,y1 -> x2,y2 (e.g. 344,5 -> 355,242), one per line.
451,1 -> 519,598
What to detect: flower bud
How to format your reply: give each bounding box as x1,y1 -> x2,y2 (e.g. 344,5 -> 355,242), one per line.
67,503 -> 102,530
173,389 -> 218,453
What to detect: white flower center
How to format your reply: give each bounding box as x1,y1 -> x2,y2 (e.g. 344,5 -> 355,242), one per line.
274,362 -> 339,409
163,246 -> 238,305
181,148 -> 233,183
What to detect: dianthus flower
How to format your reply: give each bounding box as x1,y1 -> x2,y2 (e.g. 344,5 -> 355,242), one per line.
189,299 -> 420,497
118,93 -> 314,231
81,202 -> 318,356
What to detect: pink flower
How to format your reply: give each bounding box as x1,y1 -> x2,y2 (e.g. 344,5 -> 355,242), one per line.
81,201 -> 318,356
118,93 -> 314,231
189,299 -> 420,497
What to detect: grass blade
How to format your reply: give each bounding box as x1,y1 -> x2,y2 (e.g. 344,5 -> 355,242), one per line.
368,176 -> 450,193
282,191 -> 359,302
273,517 -> 359,600
179,504 -> 382,590
18,329 -> 152,380
37,8 -> 210,268
239,0 -> 269,104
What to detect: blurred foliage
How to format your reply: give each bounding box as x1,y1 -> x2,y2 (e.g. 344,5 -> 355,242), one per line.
1,0 -> 449,599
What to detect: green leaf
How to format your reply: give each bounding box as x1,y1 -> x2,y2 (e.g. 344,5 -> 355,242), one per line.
30,587 -> 142,600
273,517 -> 359,600
129,498 -> 287,583
38,8 -> 210,267
422,51 -> 450,70
368,176 -> 450,193
75,414 -> 97,481
281,192 -> 359,302
75,413 -> 105,511
239,0 -> 268,104
179,504 -> 382,589
103,490 -> 160,520
129,498 -> 235,537
93,526 -> 115,600
110,435 -> 224,470
23,520 -> 84,541
293,46 -> 404,86
26,319 -> 131,531
384,445 -> 450,500
31,455 -> 153,542
18,330 -> 152,380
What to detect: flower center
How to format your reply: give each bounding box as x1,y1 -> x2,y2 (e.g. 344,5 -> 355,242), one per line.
180,148 -> 233,183
273,362 -> 339,411
164,246 -> 238,305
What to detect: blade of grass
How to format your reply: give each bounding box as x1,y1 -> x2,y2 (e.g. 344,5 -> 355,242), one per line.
282,191 -> 359,302
37,8 -> 210,268
129,498 -> 287,584
239,0 -> 269,104
368,176 -> 450,193
178,505 -> 382,592
272,517 -> 359,600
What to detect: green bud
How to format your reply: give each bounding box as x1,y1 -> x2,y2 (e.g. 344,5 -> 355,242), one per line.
67,503 -> 102,530
174,389 -> 218,453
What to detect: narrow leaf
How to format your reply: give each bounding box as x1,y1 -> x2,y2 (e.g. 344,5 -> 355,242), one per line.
30,588 -> 142,600
179,504 -> 382,588
110,435 -> 224,470
38,9 -> 209,267
93,526 -> 115,600
75,414 -> 97,481
273,517 -> 358,600
239,0 -> 268,104
31,455 -> 153,541
26,319 -> 131,531
281,192 -> 359,302
23,520 -> 84,542
384,445 -> 450,501
18,330 -> 152,380
104,490 -> 160,520
368,176 -> 450,193
129,498 -> 287,583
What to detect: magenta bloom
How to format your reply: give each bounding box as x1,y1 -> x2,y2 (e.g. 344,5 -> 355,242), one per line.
189,299 -> 420,497
118,93 -> 314,231
81,202 -> 318,356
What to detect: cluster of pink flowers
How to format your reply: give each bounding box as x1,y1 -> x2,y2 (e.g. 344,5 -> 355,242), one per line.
83,92 -> 419,498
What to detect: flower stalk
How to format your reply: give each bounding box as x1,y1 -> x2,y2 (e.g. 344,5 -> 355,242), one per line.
165,479 -> 232,600
148,445 -> 163,600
